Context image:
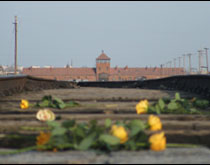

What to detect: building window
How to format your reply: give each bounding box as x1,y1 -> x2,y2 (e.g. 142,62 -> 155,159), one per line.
97,59 -> 110,63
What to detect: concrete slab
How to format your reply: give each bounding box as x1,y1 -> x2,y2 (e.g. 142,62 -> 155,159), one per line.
0,147 -> 210,164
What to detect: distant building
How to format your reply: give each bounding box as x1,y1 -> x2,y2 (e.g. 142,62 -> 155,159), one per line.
22,51 -> 185,81
31,66 -> 41,68
0,66 -> 3,74
0,65 -> 23,75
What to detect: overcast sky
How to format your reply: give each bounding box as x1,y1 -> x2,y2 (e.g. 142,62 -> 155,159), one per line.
0,1 -> 210,70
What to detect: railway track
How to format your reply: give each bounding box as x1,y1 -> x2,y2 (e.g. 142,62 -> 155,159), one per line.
78,74 -> 210,98
0,75 -> 210,149
1,74 -> 210,98
0,75 -> 77,97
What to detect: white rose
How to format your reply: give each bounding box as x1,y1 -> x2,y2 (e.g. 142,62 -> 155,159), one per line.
36,109 -> 55,121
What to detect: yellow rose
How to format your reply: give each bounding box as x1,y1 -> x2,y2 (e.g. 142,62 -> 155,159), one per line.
148,115 -> 162,131
36,131 -> 51,146
20,99 -> 29,109
111,125 -> 128,144
136,100 -> 149,114
149,132 -> 166,151
36,109 -> 55,121
53,148 -> 58,152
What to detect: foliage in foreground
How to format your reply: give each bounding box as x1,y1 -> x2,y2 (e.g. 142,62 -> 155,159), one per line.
35,95 -> 80,109
36,119 -> 151,152
137,93 -> 210,115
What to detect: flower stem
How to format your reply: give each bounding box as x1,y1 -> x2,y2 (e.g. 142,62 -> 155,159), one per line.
136,142 -> 148,147
167,143 -> 199,148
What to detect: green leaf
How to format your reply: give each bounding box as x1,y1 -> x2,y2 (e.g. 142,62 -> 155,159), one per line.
53,96 -> 65,105
190,108 -> 199,113
194,100 -> 209,109
51,127 -> 67,136
129,120 -> 145,130
130,126 -> 142,137
155,104 -> 161,114
38,99 -> 50,107
162,97 -> 171,103
47,121 -> 61,128
89,120 -> 98,127
99,134 -> 120,145
126,140 -> 137,150
75,127 -> 86,138
115,121 -> 125,127
42,95 -> 52,102
129,120 -> 145,137
65,101 -> 80,107
147,106 -> 156,114
36,95 -> 79,109
105,119 -> 112,128
57,103 -> 66,109
62,120 -> 76,128
175,93 -> 181,100
52,96 -> 66,109
78,133 -> 96,150
158,99 -> 165,110
168,102 -> 179,110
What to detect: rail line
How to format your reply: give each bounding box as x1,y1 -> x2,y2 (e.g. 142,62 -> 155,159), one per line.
1,74 -> 210,98
78,75 -> 210,98
0,75 -> 77,97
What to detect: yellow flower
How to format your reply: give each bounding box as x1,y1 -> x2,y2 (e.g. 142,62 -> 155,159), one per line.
53,148 -> 58,152
136,100 -> 149,114
111,125 -> 128,144
36,131 -> 51,146
148,115 -> 162,131
149,132 -> 166,151
20,99 -> 29,109
36,109 -> 56,121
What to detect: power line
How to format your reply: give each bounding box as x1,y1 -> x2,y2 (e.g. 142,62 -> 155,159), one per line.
13,16 -> 18,75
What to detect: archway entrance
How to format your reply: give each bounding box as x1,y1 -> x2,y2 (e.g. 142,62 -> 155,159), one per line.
98,73 -> 109,81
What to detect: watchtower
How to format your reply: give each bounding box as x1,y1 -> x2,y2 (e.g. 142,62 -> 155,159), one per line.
96,50 -> 110,81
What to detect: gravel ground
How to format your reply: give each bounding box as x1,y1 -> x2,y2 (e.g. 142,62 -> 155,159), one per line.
0,147 -> 210,164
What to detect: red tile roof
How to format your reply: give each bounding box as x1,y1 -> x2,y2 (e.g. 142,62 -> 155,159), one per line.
96,52 -> 110,60
110,67 -> 184,76
23,68 -> 96,76
22,67 -> 185,81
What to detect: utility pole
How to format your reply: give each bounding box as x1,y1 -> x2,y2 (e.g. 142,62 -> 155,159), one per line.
178,57 -> 181,68
183,54 -> 186,74
198,50 -> 202,74
169,61 -> 172,75
160,64 -> 163,76
13,16 -> 18,75
174,58 -> 176,75
187,53 -> 192,74
169,61 -> 172,68
165,62 -> 168,75
204,48 -> 209,74
178,57 -> 181,75
71,59 -> 73,68
174,58 -> 176,68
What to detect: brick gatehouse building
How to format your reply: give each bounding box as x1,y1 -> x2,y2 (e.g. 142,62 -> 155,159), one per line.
22,51 -> 185,81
